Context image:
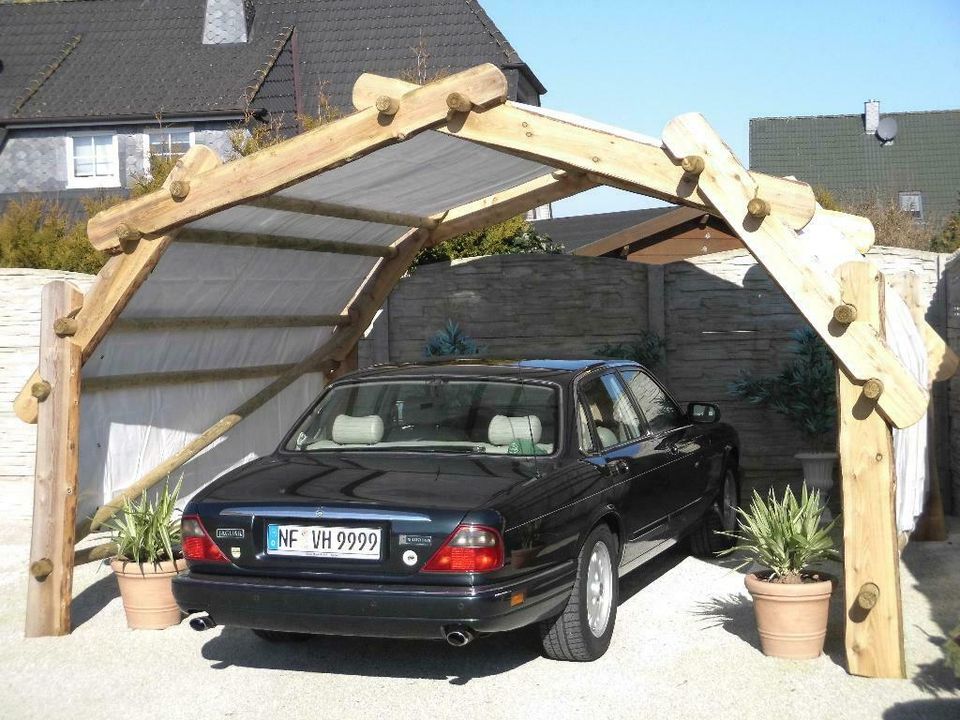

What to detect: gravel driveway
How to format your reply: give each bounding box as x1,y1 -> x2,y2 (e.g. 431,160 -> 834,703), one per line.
0,476 -> 957,720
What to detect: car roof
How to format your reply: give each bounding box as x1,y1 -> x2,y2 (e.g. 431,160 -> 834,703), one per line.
343,357 -> 638,383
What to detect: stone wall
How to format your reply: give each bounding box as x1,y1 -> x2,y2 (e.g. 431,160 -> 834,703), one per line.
361,248 -> 955,506
0,269 -> 95,481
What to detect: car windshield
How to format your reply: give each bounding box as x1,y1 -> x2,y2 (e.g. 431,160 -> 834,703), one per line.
286,378 -> 559,456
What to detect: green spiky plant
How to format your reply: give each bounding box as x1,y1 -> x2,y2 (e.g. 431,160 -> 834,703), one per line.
423,320 -> 482,357
102,478 -> 182,566
719,485 -> 839,583
594,331 -> 666,369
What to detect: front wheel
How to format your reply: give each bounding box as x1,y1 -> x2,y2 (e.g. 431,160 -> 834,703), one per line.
539,524 -> 619,662
690,466 -> 739,557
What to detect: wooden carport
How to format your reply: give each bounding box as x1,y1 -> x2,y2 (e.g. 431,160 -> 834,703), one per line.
13,64 -> 957,679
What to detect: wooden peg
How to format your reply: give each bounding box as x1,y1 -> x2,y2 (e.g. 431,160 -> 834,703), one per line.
375,95 -> 400,115
31,380 -> 51,401
857,582 -> 880,610
446,92 -> 473,113
169,179 -> 190,201
53,317 -> 79,337
680,155 -> 705,175
116,223 -> 142,253
747,197 -> 771,219
863,378 -> 884,399
833,303 -> 858,325
30,558 -> 54,581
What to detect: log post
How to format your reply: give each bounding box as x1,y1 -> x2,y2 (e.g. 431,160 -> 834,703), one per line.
835,261 -> 906,678
25,281 -> 84,637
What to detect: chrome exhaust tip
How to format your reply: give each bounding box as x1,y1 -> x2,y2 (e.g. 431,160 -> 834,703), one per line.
189,615 -> 217,632
443,625 -> 475,647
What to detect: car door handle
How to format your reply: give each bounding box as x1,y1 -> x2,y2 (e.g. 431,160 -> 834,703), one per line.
667,444 -> 681,456
603,459 -> 630,476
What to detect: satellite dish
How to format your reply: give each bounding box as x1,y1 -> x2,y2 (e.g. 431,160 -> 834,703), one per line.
877,116 -> 898,142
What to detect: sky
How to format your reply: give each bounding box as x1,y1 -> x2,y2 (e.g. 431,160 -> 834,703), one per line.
480,0 -> 960,217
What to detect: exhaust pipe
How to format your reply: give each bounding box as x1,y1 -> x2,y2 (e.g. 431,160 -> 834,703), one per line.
443,625 -> 475,647
189,615 -> 217,632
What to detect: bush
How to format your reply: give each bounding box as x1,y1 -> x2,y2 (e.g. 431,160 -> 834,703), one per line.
0,197 -> 109,274
413,216 -> 562,268
594,332 -> 666,369
424,320 -> 481,357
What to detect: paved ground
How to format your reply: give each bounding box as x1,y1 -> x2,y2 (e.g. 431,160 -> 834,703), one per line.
0,476 -> 957,720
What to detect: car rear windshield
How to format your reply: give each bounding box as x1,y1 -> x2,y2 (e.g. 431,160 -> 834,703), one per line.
286,378 -> 559,456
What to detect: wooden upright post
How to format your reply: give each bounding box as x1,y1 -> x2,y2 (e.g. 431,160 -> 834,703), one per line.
836,262 -> 906,678
25,281 -> 84,637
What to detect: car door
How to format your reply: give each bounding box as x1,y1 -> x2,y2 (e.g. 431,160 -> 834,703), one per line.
577,371 -> 672,567
618,368 -> 709,526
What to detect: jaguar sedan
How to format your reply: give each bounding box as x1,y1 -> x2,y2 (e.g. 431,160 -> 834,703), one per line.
173,358 -> 739,661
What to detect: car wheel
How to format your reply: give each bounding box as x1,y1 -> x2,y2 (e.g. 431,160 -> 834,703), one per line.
539,524 -> 618,662
252,628 -> 311,642
690,465 -> 739,557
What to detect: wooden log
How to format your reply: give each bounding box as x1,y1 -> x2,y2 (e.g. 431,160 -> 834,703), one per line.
375,95 -> 400,115
352,73 -> 418,111
836,260 -> 905,679
818,206 -> 875,253
178,228 -> 397,258
86,64 -> 509,252
246,195 -> 440,229
747,197 -> 771,219
53,317 -> 79,337
446,92 -> 474,113
13,146 -> 222,425
74,542 -> 117,566
31,381 -> 51,401
113,314 -> 350,332
82,363 -> 297,392
25,281 -> 83,637
680,155 -> 705,175
169,180 -> 190,201
661,112 -> 927,429
833,303 -> 858,325
81,228 -> 430,536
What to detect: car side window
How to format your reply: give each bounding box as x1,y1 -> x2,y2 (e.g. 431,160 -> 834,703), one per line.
577,402 -> 595,453
579,373 -> 643,450
620,369 -> 685,435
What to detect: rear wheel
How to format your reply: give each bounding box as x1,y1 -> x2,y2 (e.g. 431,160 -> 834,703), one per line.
690,465 -> 739,557
252,628 -> 311,643
539,524 -> 618,662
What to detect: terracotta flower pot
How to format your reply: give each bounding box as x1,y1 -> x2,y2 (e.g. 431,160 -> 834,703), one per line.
745,571 -> 834,659
111,558 -> 186,630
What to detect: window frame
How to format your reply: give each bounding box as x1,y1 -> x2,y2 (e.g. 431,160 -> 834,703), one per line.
143,126 -> 195,170
65,131 -> 120,189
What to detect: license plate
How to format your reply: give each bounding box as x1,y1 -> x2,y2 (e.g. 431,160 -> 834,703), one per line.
266,524 -> 381,560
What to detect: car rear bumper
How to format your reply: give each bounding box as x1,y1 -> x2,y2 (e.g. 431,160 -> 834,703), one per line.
172,561 -> 575,640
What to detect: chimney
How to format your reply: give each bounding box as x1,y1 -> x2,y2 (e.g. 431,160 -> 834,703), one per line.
864,100 -> 880,135
202,0 -> 255,45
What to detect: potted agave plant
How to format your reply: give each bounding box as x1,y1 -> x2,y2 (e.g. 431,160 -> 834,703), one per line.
729,328 -> 837,499
720,484 -> 839,659
102,478 -> 186,630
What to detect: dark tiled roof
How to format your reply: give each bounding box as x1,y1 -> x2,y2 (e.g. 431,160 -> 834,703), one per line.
750,109 -> 960,224
533,207 -> 676,253
0,0 -> 543,123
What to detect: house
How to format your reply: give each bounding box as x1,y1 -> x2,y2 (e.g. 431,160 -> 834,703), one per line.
533,206 -> 742,264
750,101 -> 960,226
0,0 -> 544,211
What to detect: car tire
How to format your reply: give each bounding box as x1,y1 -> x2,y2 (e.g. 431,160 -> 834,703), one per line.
252,628 -> 311,642
690,465 -> 739,557
539,524 -> 618,662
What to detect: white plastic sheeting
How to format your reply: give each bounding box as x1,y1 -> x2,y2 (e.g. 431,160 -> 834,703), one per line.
76,130 -> 559,521
798,212 -> 929,532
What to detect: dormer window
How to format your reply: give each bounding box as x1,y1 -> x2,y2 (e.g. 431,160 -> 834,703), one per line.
66,132 -> 120,188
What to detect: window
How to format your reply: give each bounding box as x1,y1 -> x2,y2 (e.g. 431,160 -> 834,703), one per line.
579,373 -> 642,450
147,128 -> 194,161
66,132 -> 119,188
620,370 -> 684,435
898,192 -> 923,222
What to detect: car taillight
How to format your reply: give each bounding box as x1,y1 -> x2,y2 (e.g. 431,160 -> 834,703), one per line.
422,524 -> 504,573
182,515 -> 229,564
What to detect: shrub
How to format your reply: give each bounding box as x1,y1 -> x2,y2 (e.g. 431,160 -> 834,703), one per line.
594,331 -> 666,369
413,216 -> 562,268
728,328 -> 836,450
719,485 -> 839,581
424,320 -> 481,357
0,197 -> 108,274
102,478 -> 182,565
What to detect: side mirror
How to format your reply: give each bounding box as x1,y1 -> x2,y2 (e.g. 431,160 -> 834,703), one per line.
687,402 -> 720,424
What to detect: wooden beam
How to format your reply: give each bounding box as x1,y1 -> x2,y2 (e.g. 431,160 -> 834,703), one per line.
81,228 -> 430,537
82,363 -> 297,392
246,195 -> 441,229
178,228 -> 397,258
836,261 -> 906,679
661,112 -> 927,429
86,64 -> 509,252
352,73 -> 427,113
430,171 -> 596,245
818,206 -> 875,253
13,146 -> 222,425
573,206 -> 703,257
25,281 -> 83,637
113,314 -> 350,332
